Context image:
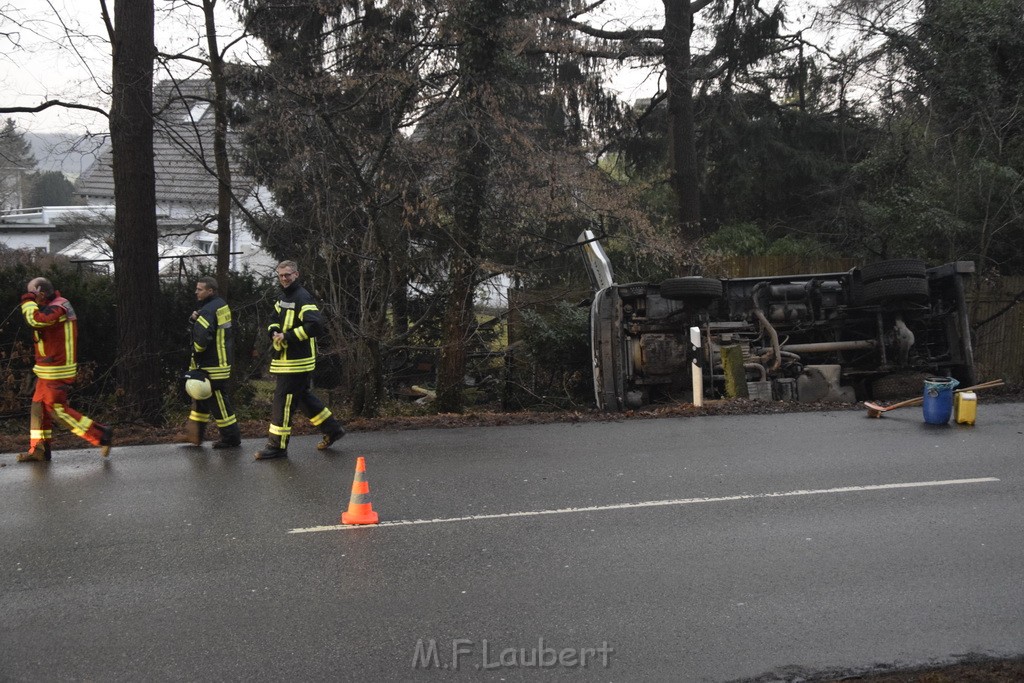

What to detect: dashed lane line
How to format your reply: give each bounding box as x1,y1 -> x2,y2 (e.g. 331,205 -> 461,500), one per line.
288,477 -> 1000,534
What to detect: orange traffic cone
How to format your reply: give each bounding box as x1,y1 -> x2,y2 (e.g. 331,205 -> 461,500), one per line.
341,456 -> 379,525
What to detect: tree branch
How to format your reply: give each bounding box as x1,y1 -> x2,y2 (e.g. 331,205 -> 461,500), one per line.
565,0 -> 612,21
157,50 -> 209,66
0,100 -> 109,118
561,18 -> 661,43
99,0 -> 113,44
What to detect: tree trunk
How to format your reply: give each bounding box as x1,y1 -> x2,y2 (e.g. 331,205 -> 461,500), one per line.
434,0 -> 500,414
436,257 -> 477,413
110,0 -> 162,423
435,114 -> 491,413
353,215 -> 387,418
203,0 -> 233,294
352,338 -> 383,418
663,0 -> 702,243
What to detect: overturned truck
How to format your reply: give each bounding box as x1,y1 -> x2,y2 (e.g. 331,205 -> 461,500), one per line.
578,230 -> 977,410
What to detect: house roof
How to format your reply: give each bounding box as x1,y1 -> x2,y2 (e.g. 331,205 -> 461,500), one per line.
75,79 -> 252,205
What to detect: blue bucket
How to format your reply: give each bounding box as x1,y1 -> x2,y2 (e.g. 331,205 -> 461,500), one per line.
922,376 -> 959,424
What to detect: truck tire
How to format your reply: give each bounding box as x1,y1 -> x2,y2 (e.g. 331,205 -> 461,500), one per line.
862,277 -> 930,305
860,259 -> 927,283
659,277 -> 723,304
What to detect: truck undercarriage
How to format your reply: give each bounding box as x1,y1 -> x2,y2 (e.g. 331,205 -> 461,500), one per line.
579,231 -> 977,410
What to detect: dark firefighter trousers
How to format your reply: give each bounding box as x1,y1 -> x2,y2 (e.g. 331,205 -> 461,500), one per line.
189,377 -> 239,432
266,372 -> 341,451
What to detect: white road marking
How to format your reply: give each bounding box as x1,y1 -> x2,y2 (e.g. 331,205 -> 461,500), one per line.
288,477 -> 1000,534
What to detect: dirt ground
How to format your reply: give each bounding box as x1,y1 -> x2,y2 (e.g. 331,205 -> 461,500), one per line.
819,655 -> 1024,682
3,387 -> 1022,682
735,654 -> 1024,682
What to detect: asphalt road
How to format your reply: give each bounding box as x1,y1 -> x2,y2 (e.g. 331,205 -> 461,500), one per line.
2,403 -> 1023,682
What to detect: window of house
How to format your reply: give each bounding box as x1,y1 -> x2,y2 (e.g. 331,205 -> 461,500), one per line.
184,102 -> 210,123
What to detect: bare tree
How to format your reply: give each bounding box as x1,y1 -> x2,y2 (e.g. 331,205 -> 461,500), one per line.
104,0 -> 163,422
156,0 -> 254,295
0,1 -> 162,421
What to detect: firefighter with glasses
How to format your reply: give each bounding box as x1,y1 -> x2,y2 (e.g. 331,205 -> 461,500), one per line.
254,261 -> 345,460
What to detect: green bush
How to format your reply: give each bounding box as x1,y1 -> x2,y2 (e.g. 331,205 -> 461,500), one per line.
0,252 -> 118,418
508,300 -> 592,409
705,222 -> 769,256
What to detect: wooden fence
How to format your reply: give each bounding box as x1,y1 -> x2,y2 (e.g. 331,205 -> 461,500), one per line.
713,254 -> 862,278
971,276 -> 1024,384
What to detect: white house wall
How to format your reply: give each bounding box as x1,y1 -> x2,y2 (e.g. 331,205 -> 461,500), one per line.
0,231 -> 50,251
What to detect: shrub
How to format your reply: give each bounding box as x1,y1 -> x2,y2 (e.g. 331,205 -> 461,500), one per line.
507,300 -> 592,409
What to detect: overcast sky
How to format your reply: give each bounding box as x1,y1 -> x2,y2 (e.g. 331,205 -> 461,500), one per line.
2,0 -> 254,134
2,0 -> 839,135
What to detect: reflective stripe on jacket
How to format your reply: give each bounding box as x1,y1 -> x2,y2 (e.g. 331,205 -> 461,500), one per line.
191,295 -> 233,380
268,282 -> 321,375
21,292 -> 78,380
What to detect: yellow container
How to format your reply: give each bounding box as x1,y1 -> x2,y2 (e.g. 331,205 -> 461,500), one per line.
954,391 -> 977,425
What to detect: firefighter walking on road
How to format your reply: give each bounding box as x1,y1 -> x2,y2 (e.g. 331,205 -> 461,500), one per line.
184,276 -> 241,449
254,260 -> 345,460
17,276 -> 114,462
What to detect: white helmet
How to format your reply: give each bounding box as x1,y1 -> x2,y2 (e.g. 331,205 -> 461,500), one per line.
183,369 -> 212,400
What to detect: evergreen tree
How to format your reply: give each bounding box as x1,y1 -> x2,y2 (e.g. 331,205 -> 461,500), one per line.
424,0 -> 643,411
565,1 -> 786,245
0,118 -> 37,211
235,0 -> 637,414
235,0 -> 434,416
25,171 -> 77,207
911,0 -> 1024,272
825,0 -> 1024,271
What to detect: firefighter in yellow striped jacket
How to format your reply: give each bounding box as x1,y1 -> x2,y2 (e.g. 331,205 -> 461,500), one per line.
254,261 -> 345,460
185,276 -> 241,448
17,277 -> 114,462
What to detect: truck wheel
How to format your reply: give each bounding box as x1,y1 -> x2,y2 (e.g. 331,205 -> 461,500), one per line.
860,259 -> 927,283
659,277 -> 723,306
862,277 -> 930,305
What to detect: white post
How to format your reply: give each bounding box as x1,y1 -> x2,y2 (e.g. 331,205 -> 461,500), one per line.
690,326 -> 703,407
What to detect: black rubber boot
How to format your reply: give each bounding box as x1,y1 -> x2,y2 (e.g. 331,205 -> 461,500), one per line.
212,424 -> 242,449
317,419 -> 346,451
253,445 -> 288,460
